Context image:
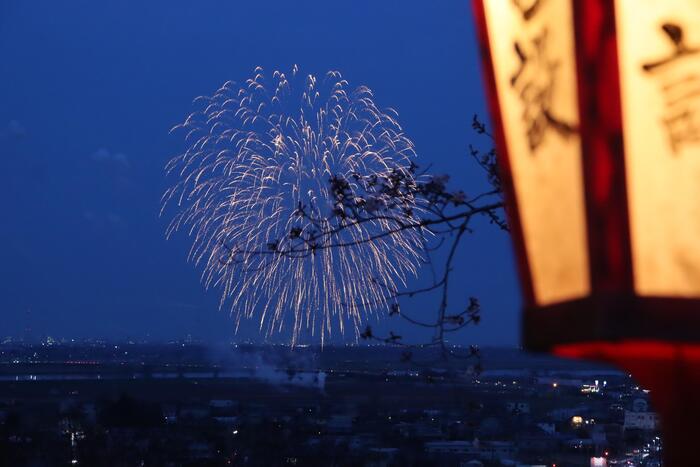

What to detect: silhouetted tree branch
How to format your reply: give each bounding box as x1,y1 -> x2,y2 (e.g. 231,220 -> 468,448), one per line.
221,115 -> 505,370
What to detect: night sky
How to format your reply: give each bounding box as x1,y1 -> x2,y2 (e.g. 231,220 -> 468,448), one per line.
0,1 -> 520,345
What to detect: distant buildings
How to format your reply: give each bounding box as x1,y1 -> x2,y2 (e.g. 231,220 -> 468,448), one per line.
0,343 -> 663,466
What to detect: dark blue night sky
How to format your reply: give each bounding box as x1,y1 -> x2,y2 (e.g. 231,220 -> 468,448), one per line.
0,1 -> 520,345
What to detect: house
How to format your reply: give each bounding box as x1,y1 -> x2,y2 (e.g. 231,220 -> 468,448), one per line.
479,440 -> 517,463
623,410 -> 658,431
623,398 -> 658,431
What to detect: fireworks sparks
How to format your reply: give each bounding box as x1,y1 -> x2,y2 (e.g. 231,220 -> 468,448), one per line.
162,66 -> 424,343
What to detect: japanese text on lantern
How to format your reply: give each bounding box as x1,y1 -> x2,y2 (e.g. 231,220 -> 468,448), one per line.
616,0 -> 700,296
642,22 -> 700,154
481,0 -> 590,305
510,0 -> 577,153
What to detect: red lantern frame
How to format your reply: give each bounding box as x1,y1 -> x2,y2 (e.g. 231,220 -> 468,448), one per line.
472,1 -> 700,464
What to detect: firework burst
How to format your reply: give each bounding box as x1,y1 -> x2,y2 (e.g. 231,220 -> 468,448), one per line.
162,66 -> 425,343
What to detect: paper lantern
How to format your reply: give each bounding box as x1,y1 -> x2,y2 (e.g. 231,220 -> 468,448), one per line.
473,2 -> 700,464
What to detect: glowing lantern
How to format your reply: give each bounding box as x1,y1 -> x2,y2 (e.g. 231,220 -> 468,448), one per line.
473,1 -> 700,464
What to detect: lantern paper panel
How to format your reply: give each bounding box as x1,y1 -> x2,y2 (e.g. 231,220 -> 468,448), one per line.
616,0 -> 700,297
481,0 -> 590,306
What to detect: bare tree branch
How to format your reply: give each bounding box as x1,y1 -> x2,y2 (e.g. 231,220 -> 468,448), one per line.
219,115 -> 503,370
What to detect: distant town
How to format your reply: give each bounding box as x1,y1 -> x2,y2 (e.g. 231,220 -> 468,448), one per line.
0,338 -> 662,466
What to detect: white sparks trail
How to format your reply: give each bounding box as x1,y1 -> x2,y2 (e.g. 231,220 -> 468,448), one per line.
162,66 -> 425,344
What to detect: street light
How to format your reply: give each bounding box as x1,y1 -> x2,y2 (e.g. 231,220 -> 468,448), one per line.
472,1 -> 700,465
